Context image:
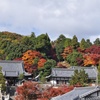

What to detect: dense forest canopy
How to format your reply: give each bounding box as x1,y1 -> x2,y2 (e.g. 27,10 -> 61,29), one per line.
0,31 -> 100,74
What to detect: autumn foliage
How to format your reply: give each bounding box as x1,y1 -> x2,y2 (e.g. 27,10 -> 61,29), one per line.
61,46 -> 73,59
83,54 -> 100,66
40,85 -> 74,100
83,45 -> 100,66
15,81 -> 74,100
15,81 -> 41,100
38,58 -> 47,69
22,50 -> 46,73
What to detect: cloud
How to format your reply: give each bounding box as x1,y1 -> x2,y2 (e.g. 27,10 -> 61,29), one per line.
0,0 -> 100,42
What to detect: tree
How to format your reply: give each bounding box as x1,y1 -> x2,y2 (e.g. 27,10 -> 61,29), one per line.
0,66 -> 6,91
70,69 -> 88,86
15,81 -> 74,100
0,39 -> 12,59
35,34 -> 51,58
85,39 -> 92,48
21,36 -> 36,50
0,31 -> 22,41
85,45 -> 100,54
71,35 -> 79,49
38,58 -> 47,69
83,45 -> 100,66
39,59 -> 56,82
22,50 -> 42,73
64,38 -> 71,47
15,81 -> 42,100
42,85 -> 73,99
55,34 -> 66,61
61,46 -> 73,60
83,54 -> 100,66
18,73 -> 24,80
94,38 -> 100,46
66,51 -> 83,66
42,59 -> 56,77
30,32 -> 36,38
80,38 -> 87,50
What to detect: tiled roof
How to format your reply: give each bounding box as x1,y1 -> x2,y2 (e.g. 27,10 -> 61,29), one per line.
51,86 -> 100,100
5,71 -> 19,77
0,60 -> 24,77
52,66 -> 97,79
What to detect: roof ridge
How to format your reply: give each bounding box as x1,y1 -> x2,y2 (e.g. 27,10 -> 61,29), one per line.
74,86 -> 96,90
79,86 -> 100,98
0,60 -> 23,63
52,67 -> 96,69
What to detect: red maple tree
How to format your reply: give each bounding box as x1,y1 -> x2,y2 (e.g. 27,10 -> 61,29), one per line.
15,81 -> 74,100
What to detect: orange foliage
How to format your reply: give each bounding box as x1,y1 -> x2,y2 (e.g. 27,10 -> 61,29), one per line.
61,46 -> 73,59
22,50 -> 41,61
38,58 -> 47,68
83,54 -> 100,66
22,50 -> 46,73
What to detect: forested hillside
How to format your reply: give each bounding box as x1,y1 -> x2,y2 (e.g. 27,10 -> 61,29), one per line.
0,31 -> 100,75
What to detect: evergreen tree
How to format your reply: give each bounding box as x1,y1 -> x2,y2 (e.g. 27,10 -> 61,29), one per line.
40,59 -> 56,82
0,66 -> 6,91
64,38 -> 71,47
43,59 -> 56,77
80,38 -> 87,49
70,69 -> 88,86
55,34 -> 66,61
35,34 -> 51,58
66,51 -> 83,66
30,32 -> 36,38
94,38 -> 100,46
71,35 -> 79,49
97,63 -> 100,83
85,39 -> 92,48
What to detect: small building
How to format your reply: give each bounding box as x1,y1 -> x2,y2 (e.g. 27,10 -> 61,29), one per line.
51,86 -> 100,100
0,60 -> 31,85
51,66 -> 98,84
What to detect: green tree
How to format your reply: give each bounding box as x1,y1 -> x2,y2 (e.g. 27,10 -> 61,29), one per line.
66,51 -> 83,66
70,69 -> 88,86
0,66 -> 6,91
35,34 -> 51,58
55,34 -> 66,61
0,39 -> 12,59
43,59 -> 56,77
40,59 -> 56,82
5,34 -> 36,60
97,63 -> 100,83
21,36 -> 36,50
64,38 -> 71,47
85,39 -> 92,48
80,38 -> 87,49
18,73 -> 24,80
5,43 -> 29,60
30,32 -> 36,38
71,35 -> 79,49
94,38 -> 100,46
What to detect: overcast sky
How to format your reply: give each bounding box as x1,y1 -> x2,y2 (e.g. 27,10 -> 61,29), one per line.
0,0 -> 100,42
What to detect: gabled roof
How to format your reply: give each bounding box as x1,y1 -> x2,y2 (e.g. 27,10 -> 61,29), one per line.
51,86 -> 100,100
51,66 -> 97,79
0,60 -> 24,77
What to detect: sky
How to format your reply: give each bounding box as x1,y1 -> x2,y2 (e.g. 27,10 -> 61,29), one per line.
0,0 -> 100,42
